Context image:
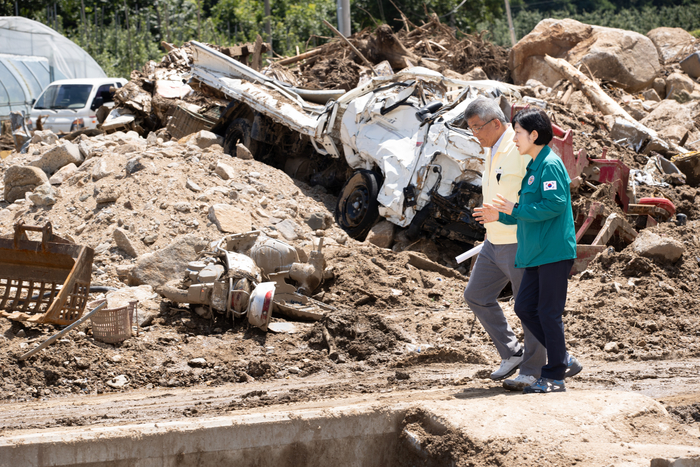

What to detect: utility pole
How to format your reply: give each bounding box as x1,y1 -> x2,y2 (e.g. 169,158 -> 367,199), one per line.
337,0 -> 350,36
504,0 -> 516,46
264,0 -> 272,56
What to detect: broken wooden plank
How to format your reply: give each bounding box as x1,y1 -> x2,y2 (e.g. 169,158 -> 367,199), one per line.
251,35 -> 263,72
276,47 -> 323,66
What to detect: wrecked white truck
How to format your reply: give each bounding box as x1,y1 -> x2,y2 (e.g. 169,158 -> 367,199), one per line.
190,41 -> 521,243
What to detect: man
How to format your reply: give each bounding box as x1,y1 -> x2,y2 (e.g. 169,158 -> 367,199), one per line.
462,97 -> 546,391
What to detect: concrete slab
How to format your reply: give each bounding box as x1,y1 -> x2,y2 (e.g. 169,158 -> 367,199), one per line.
420,390 -> 700,466
1,389 -> 699,466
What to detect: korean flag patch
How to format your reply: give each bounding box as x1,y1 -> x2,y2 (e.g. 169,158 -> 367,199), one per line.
543,180 -> 557,191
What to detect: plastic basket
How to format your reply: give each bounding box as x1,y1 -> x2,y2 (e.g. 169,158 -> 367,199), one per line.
88,299 -> 138,343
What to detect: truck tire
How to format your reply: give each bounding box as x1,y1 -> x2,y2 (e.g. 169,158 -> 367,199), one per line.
335,170 -> 381,240
223,118 -> 259,158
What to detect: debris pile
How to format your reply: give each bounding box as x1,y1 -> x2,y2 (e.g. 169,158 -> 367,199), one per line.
2,16 -> 700,413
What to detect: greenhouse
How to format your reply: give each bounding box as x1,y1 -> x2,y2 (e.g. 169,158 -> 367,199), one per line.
0,16 -> 106,119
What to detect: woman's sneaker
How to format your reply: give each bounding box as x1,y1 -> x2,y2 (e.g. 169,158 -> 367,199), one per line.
523,377 -> 566,394
503,374 -> 537,391
565,354 -> 583,379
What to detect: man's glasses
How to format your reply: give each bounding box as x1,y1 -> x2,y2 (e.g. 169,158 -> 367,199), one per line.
469,119 -> 494,133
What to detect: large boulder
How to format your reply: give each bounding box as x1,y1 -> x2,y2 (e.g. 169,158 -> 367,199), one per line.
510,19 -> 592,88
510,18 -> 661,92
647,27 -> 695,64
632,230 -> 684,262
29,140 -> 83,175
128,235 -> 209,288
640,100 -> 696,145
665,72 -> 696,98
3,165 -> 50,202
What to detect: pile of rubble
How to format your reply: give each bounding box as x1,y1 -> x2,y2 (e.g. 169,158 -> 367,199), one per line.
3,16 -> 700,406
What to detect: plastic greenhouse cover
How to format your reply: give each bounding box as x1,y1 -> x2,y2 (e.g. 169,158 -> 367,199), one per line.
0,17 -> 106,82
0,54 -> 58,119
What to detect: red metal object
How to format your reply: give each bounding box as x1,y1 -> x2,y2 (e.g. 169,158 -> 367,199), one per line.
638,197 -> 676,216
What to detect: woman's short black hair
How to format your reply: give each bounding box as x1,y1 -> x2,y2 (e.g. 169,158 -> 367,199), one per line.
511,108 -> 553,145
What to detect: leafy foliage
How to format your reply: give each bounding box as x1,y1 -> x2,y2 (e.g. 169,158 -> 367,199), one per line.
7,0 -> 700,79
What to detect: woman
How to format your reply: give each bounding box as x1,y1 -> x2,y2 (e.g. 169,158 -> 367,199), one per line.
474,107 -> 581,394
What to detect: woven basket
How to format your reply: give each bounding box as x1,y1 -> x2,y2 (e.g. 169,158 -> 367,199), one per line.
88,299 -> 138,343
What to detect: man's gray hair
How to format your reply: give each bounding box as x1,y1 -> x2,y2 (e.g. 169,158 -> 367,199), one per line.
463,97 -> 507,125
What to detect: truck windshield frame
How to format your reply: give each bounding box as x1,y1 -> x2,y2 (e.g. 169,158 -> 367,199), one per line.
34,84 -> 93,110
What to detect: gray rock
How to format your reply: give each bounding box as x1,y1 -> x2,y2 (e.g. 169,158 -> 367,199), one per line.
367,220 -> 395,248
306,212 -> 331,230
173,202 -> 192,213
276,218 -> 301,241
3,166 -> 50,202
91,158 -> 113,181
27,183 -> 56,206
641,88 -> 661,102
640,100 -> 695,145
632,230 -> 684,262
113,228 -> 139,257
188,358 -> 207,368
49,163 -> 78,185
30,130 -> 58,145
680,52 -> 700,79
664,72 -> 695,98
128,234 -> 209,288
94,184 -> 120,204
652,79 -> 666,99
78,141 -> 93,160
193,130 -> 223,150
29,140 -> 83,175
215,161 -> 235,180
604,342 -> 619,353
651,456 -> 700,467
236,143 -> 254,160
647,27 -> 695,64
186,179 -> 202,192
146,131 -> 158,146
208,204 -> 252,233
142,234 -> 158,245
114,143 -> 141,155
125,156 -> 146,175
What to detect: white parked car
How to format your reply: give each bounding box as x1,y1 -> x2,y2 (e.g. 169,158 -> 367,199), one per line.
29,78 -> 127,133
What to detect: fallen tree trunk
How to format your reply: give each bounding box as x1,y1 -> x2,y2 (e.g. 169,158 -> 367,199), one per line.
544,55 -> 686,155
544,55 -> 633,120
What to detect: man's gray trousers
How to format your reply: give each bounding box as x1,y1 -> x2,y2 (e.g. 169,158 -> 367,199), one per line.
463,240 -> 546,377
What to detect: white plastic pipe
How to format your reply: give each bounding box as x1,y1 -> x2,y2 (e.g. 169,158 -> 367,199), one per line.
455,243 -> 483,264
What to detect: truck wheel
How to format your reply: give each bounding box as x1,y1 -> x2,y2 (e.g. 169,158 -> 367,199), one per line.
223,118 -> 259,157
335,170 -> 381,240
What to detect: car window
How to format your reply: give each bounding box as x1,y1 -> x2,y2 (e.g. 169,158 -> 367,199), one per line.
95,84 -> 114,103
446,111 -> 469,131
34,84 -> 93,110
